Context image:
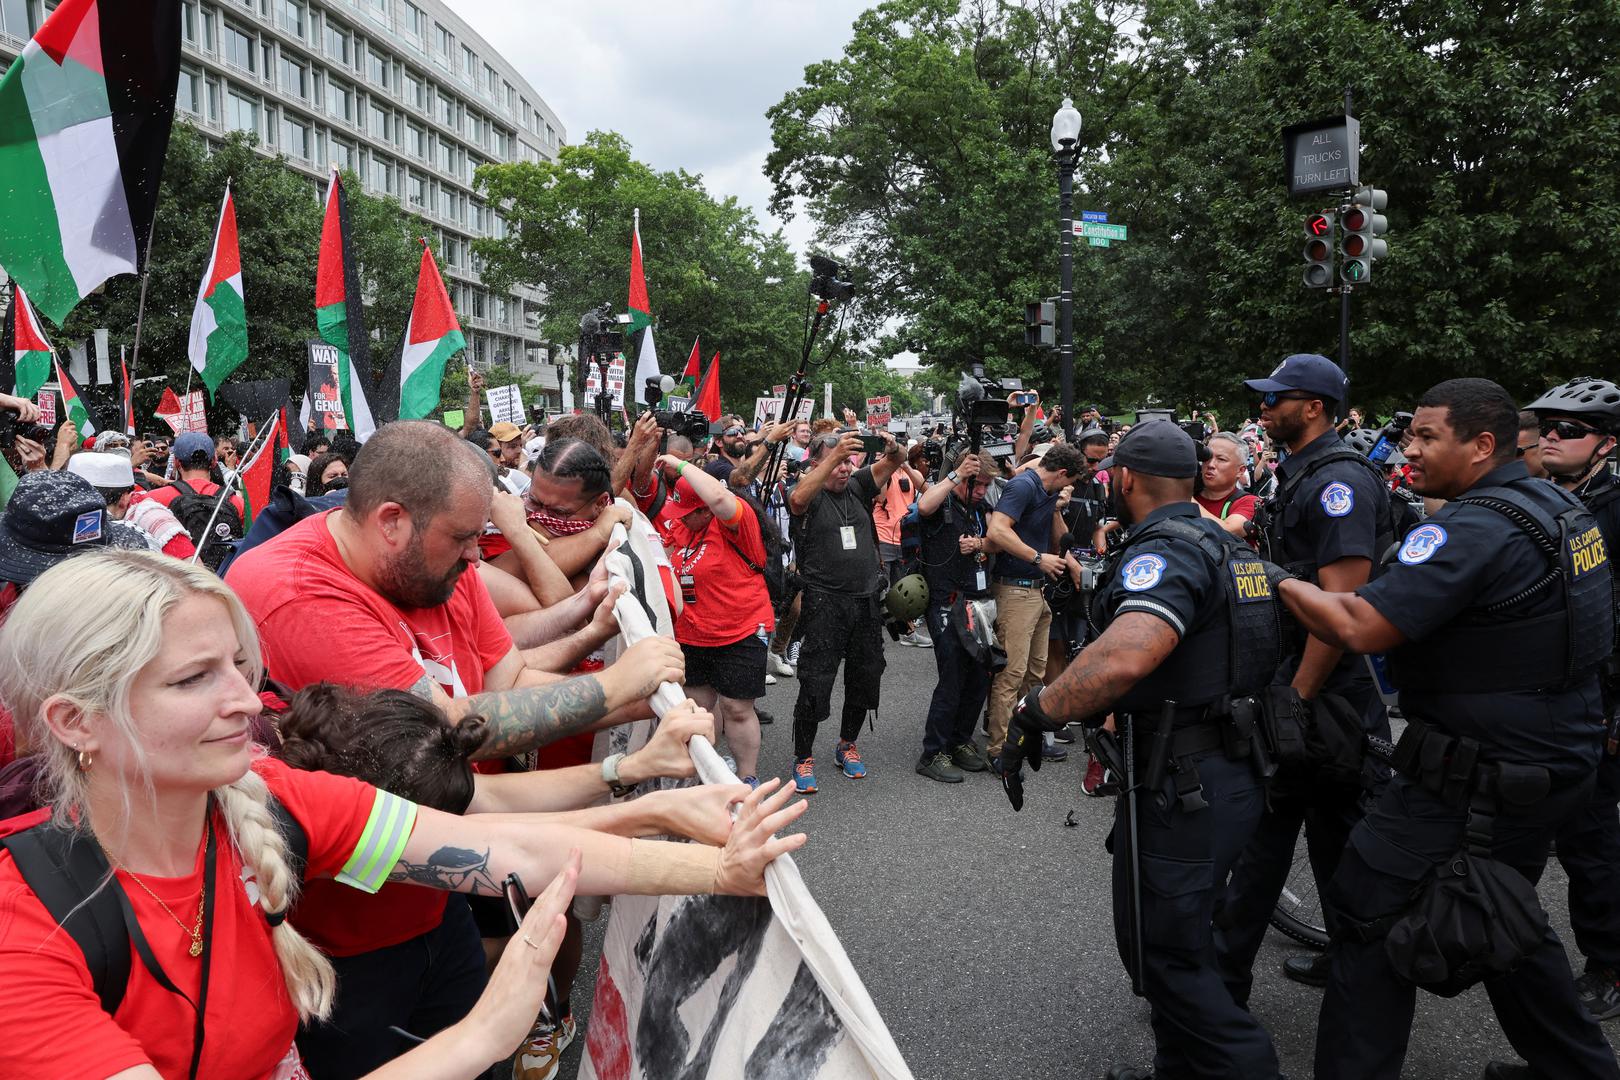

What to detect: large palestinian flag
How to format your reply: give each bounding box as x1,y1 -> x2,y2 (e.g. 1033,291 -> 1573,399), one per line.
6,283 -> 54,399
627,214 -> 651,338
316,171 -> 378,438
188,184 -> 247,398
0,0 -> 181,323
398,242 -> 466,421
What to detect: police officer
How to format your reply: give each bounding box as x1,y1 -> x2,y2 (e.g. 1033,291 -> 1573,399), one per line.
1217,352 -> 1393,995
998,421 -> 1283,1080
913,451 -> 996,783
1525,377 -> 1620,1021
1274,378 -> 1618,1080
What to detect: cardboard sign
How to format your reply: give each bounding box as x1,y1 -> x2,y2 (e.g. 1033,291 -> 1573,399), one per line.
155,389 -> 207,434
442,409 -> 465,430
37,390 -> 55,426
865,395 -> 892,428
486,383 -> 525,426
753,396 -> 784,429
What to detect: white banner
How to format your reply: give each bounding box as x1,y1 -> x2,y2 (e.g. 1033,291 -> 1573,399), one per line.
753,396 -> 782,429
487,382 -> 525,426
578,516 -> 913,1080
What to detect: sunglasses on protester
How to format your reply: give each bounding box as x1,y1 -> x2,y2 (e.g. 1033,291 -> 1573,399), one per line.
721,426 -> 746,437
1539,419 -> 1602,441
1259,391 -> 1317,408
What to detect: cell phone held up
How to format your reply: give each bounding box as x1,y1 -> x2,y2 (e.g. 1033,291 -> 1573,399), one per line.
858,434 -> 888,456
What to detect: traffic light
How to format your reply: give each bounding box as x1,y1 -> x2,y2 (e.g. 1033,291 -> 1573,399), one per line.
1302,212 -> 1335,288
1025,299 -> 1056,348
1340,188 -> 1388,283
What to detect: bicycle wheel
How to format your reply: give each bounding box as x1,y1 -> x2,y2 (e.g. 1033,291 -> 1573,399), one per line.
1269,846 -> 1330,949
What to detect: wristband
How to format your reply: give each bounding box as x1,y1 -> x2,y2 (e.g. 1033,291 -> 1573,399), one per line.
676,461 -> 687,477
602,752 -> 635,798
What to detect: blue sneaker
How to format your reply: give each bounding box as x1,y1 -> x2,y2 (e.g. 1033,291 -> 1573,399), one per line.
742,775 -> 760,791
835,740 -> 867,779
793,758 -> 818,794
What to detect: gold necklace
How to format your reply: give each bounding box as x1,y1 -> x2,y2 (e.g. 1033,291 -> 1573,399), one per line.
116,862 -> 206,958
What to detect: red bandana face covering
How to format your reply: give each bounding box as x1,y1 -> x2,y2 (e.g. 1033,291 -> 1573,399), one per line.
528,509 -> 596,536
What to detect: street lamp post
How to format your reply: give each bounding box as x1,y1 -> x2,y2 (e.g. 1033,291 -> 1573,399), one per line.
1050,97 -> 1082,441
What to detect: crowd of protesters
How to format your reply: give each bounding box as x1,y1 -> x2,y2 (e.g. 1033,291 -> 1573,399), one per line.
0,360 -> 1614,1079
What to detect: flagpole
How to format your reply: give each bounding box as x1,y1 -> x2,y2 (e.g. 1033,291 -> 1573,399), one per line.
188,408 -> 276,565
127,215 -> 157,388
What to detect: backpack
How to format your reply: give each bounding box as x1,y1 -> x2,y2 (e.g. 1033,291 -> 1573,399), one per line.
721,491 -> 789,608
166,478 -> 246,572
0,799 -> 308,1018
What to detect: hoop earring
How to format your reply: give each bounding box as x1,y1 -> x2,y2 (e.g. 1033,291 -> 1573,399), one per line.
76,748 -> 92,772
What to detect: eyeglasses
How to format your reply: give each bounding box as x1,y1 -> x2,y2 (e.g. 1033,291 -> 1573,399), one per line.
1260,391 -> 1315,408
1540,419 -> 1601,441
722,426 -> 745,437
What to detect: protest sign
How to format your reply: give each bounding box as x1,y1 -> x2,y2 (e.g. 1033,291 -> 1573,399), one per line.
772,384 -> 787,398
442,409 -> 465,430
37,390 -> 55,426
306,340 -> 349,430
155,388 -> 207,434
582,355 -> 627,411
865,395 -> 892,428
753,396 -> 783,429
487,382 -> 525,426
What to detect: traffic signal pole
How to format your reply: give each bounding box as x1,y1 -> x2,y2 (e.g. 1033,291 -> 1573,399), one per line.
1339,88 -> 1353,377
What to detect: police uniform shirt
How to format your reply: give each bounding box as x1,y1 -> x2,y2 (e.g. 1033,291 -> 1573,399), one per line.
1095,503 -> 1229,713
791,465 -> 882,596
919,493 -> 991,599
1357,461 -> 1606,779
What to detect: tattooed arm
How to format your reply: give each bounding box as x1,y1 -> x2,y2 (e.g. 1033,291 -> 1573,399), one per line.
1037,611 -> 1180,723
387,782 -> 808,898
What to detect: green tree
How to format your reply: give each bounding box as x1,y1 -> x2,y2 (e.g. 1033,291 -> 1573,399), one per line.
473,131 -> 818,419
53,125 -> 423,427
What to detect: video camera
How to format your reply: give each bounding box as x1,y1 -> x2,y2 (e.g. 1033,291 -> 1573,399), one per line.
0,408 -> 55,451
957,363 -> 1024,453
809,254 -> 855,303
579,302 -> 625,359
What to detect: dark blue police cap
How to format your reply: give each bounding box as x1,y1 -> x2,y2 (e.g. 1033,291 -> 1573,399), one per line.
1244,353 -> 1348,405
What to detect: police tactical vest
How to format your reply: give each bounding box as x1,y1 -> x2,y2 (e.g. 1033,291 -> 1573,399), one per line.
1094,515 -> 1284,711
1260,446 -> 1394,580
1389,482 -> 1614,693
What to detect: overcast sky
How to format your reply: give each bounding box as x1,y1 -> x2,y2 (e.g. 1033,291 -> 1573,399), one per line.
452,0 -> 875,259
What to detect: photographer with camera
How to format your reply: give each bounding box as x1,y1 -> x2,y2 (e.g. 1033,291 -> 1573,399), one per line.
913,451 -> 996,783
786,429 -> 903,792
984,442 -> 1088,768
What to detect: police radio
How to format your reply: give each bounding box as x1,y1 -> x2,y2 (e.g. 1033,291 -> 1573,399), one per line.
1366,412 -> 1413,466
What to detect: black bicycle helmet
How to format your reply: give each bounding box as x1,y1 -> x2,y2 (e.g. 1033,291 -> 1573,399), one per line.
1525,378 -> 1620,431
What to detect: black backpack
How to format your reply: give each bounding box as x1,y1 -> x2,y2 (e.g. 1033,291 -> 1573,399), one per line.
167,478 -> 246,571
722,490 -> 789,608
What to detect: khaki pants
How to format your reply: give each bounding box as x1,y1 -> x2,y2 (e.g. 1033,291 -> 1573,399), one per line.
987,581 -> 1051,756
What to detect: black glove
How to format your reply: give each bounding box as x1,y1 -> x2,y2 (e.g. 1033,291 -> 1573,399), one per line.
1261,560 -> 1296,594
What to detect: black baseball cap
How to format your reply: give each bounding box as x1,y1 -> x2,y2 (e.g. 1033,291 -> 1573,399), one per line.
1244,353 -> 1348,404
1096,420 -> 1203,479
0,471 -> 110,586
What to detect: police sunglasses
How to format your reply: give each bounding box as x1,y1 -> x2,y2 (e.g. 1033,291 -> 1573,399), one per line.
1260,391 -> 1315,408
1539,419 -> 1602,441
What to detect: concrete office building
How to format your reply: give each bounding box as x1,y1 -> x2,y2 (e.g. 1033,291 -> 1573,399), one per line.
0,0 -> 569,407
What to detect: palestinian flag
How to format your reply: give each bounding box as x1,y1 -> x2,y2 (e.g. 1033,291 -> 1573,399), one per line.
0,0 -> 181,324
119,348 -> 134,434
188,184 -> 247,399
238,408 -> 284,523
316,171 -> 377,437
673,338 -> 701,401
8,283 -> 54,399
398,241 -> 465,420
52,352 -> 95,437
627,213 -> 651,337
693,350 -> 722,420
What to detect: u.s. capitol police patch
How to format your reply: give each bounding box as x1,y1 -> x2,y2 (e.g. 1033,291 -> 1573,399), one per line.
1320,481 -> 1354,518
1398,524 -> 1447,565
1121,553 -> 1167,592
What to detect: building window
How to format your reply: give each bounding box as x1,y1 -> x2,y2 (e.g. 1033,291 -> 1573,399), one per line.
405,121 -> 426,159
223,23 -> 256,72
483,64 -> 497,98
370,155 -> 394,194
325,20 -> 350,64
365,0 -> 389,23
464,154 -> 478,185
505,83 -> 516,115
178,0 -> 197,43
327,79 -> 352,122
465,112 -> 481,144
331,140 -> 354,171
402,2 -> 425,42
226,90 -> 260,136
462,44 -> 476,80
279,57 -> 307,99
175,67 -> 201,115
439,186 -> 455,220
438,93 -> 455,130
437,137 -> 454,174
401,70 -> 424,110
205,78 -> 221,123
369,102 -> 389,141
281,115 -> 310,160
366,48 -> 390,88
434,23 -> 451,63
279,0 -> 303,36
546,123 -> 555,146
469,289 -> 486,319
408,175 -> 427,207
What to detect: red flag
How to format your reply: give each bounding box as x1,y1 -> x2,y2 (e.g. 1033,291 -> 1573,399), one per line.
693,351 -> 722,419
120,350 -> 134,434
239,410 -> 281,523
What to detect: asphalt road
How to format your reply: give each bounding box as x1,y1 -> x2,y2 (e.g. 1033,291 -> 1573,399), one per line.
556,643 -> 1612,1079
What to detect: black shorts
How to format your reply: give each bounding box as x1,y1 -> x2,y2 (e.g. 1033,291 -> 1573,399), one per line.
681,633 -> 768,700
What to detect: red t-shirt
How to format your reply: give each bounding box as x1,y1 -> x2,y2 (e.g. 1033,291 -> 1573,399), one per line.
663,499 -> 774,647
0,756 -> 395,1079
138,477 -> 246,522
1195,492 -> 1260,550
225,511 -> 512,953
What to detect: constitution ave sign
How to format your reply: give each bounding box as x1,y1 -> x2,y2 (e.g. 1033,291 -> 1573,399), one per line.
1283,114 -> 1361,196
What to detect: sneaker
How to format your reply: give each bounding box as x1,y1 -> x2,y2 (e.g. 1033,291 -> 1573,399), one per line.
742,775 -> 759,790
916,751 -> 964,783
793,757 -> 818,794
513,1014 -> 576,1080
835,740 -> 867,779
1282,952 -> 1331,987
1575,967 -> 1620,1021
1081,754 -> 1109,797
765,672 -> 777,685
901,630 -> 933,648
950,742 -> 990,773
787,640 -> 802,666
1041,742 -> 1069,763
756,707 -> 775,726
1053,724 -> 1076,744
768,652 -> 796,678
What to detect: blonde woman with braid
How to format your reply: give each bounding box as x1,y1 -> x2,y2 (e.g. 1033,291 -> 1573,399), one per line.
0,551 -> 807,1079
